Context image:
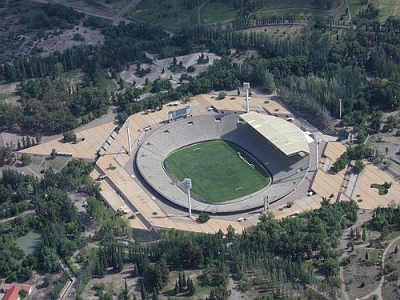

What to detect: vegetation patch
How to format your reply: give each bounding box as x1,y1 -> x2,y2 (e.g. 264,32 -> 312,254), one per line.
370,182 -> 392,195
165,140 -> 270,203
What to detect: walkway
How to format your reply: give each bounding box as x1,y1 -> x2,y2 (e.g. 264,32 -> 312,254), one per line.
358,235 -> 400,300
0,210 -> 35,223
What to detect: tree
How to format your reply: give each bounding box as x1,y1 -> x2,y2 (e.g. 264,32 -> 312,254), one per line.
0,146 -> 15,166
182,272 -> 186,289
200,260 -> 228,287
174,281 -> 179,295
178,272 -> 183,292
36,246 -> 61,273
19,153 -> 32,166
50,148 -> 57,160
188,279 -> 195,296
369,111 -> 383,133
121,278 -> 130,300
355,228 -> 361,240
206,287 -> 229,300
365,251 -> 369,261
18,289 -> 28,299
263,71 -> 276,93
218,92 -> 227,100
143,260 -> 169,291
226,225 -> 236,240
198,212 -> 210,223
63,130 -> 77,143
354,160 -> 365,174
140,280 -> 146,300
362,228 -> 366,242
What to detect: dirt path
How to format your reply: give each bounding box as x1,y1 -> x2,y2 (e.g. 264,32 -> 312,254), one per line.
344,0 -> 352,22
338,210 -> 373,300
118,0 -> 142,19
197,0 -> 210,25
0,210 -> 35,223
358,235 -> 400,300
227,274 -> 248,300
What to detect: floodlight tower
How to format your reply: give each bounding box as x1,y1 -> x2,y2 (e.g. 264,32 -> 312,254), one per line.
183,178 -> 192,217
339,98 -> 343,120
126,117 -> 132,156
243,82 -> 250,113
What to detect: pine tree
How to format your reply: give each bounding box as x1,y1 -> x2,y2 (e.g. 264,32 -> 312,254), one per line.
182,272 -> 186,289
26,136 -> 31,148
350,227 -> 354,239
365,252 -> 369,261
362,228 -> 366,242
151,288 -> 158,300
133,263 -> 139,277
174,280 -> 179,296
395,246 -> 398,254
122,278 -> 130,300
140,280 -> 147,300
356,228 -> 361,240
178,272 -> 183,292
186,277 -> 190,290
50,148 -> 58,160
188,279 -> 196,296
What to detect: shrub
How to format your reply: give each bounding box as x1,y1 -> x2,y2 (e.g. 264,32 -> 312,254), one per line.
218,92 -> 227,100
198,212 -> 210,223
72,33 -> 84,41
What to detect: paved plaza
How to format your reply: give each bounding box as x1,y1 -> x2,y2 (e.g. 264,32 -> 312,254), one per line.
20,94 -> 400,234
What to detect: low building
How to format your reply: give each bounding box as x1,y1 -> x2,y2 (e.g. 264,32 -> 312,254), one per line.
0,284 -> 33,300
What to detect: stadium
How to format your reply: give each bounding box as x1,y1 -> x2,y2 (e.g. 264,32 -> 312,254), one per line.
135,108 -> 311,214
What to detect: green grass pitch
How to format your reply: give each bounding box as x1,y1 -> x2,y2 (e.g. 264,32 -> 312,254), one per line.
164,140 -> 270,203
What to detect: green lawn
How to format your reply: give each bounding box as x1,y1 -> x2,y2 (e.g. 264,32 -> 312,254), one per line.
131,0 -> 400,29
198,2 -> 236,25
129,0 -> 199,29
164,140 -> 270,203
348,0 -> 400,21
161,269 -> 211,299
372,0 -> 400,20
130,0 -> 271,29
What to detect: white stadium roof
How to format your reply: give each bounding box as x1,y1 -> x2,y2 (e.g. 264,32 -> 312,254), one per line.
240,111 -> 309,156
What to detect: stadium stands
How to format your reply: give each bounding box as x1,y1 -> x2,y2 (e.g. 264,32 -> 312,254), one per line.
136,113 -> 310,213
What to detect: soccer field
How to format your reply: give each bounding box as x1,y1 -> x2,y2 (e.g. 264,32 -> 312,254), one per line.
164,140 -> 270,203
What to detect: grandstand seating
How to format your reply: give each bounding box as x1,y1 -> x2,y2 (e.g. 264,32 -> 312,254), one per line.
136,113 -> 310,213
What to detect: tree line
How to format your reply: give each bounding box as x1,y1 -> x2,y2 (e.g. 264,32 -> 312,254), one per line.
2,3 -> 400,136
77,199 -> 358,299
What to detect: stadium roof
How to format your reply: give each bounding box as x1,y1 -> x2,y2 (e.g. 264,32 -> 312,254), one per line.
240,111 -> 309,156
